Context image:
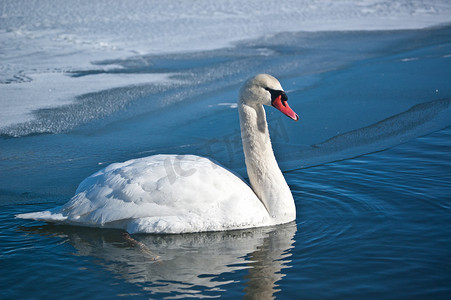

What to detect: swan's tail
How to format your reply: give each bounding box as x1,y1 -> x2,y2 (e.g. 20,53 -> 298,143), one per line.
16,207 -> 66,223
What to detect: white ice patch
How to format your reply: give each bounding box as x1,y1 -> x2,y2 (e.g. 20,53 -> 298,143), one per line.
1,0 -> 451,128
0,72 -> 171,128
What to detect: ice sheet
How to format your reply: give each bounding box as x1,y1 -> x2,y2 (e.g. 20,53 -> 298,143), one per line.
1,72 -> 171,128
1,0 -> 451,128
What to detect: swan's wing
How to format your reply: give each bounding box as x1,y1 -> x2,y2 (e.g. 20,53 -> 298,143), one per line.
18,155 -> 269,233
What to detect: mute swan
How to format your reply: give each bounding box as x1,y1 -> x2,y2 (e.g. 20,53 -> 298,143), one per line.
17,74 -> 299,233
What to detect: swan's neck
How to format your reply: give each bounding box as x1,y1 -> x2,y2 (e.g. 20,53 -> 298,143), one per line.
238,101 -> 296,224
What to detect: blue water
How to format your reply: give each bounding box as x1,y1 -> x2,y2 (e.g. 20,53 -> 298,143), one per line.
1,25 -> 451,298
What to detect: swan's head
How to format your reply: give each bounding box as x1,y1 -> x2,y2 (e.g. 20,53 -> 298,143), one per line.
240,74 -> 299,121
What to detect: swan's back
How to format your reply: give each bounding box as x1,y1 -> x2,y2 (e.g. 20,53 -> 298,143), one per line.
19,155 -> 269,233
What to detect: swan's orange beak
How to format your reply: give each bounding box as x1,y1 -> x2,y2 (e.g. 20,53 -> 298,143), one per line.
272,95 -> 299,121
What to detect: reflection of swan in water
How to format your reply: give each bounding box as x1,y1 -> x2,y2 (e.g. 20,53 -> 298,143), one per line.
19,223 -> 297,298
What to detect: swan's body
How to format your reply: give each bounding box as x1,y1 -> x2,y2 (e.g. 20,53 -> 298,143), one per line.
18,74 -> 299,233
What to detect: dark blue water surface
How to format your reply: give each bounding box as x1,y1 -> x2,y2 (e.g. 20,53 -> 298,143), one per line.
1,25 -> 451,299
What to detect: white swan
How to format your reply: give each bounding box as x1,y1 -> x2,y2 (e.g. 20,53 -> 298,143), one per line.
17,74 -> 299,233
